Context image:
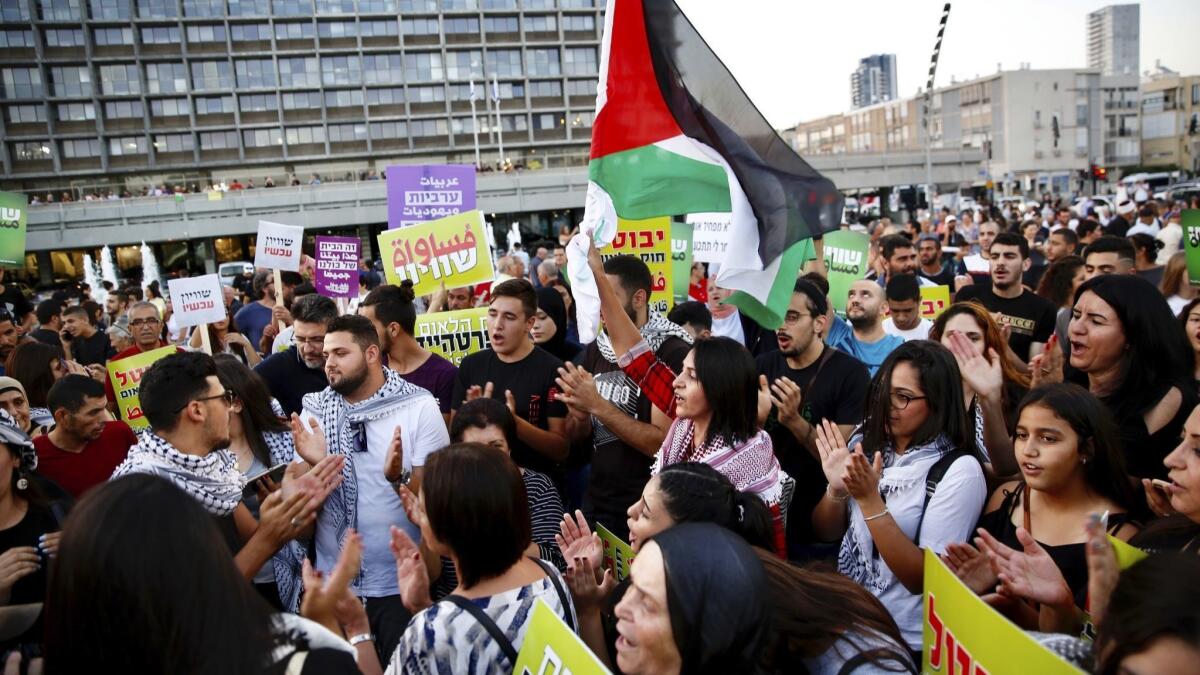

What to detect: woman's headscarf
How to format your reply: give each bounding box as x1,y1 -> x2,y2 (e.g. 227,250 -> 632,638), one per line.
650,522 -> 768,675
535,286 -> 578,361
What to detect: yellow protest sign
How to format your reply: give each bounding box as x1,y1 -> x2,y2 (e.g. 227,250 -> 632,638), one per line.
920,285 -> 952,320
378,209 -> 495,296
107,346 -> 177,431
923,549 -> 1082,674
513,599 -> 612,675
596,522 -> 636,582
606,217 -> 672,314
412,308 -> 490,367
1108,534 -> 1148,570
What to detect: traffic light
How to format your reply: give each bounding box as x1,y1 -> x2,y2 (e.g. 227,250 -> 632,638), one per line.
1090,164 -> 1107,181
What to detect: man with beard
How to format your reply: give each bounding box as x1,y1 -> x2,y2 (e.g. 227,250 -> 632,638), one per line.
103,289 -> 129,328
917,234 -> 956,287
955,231 -> 1058,362
0,309 -> 18,376
452,279 -> 569,478
359,282 -> 456,423
558,254 -> 691,539
254,294 -> 337,416
293,314 -> 449,662
869,235 -> 937,287
756,279 -> 868,557
825,280 -> 903,376
35,374 -> 136,497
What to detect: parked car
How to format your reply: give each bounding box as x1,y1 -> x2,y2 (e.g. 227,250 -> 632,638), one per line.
1166,180 -> 1200,205
1072,195 -> 1115,217
218,261 -> 253,287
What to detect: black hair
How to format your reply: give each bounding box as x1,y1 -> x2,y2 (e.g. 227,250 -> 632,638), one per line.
279,271 -> 304,287
1017,384 -> 1139,512
326,314 -> 380,351
990,231 -> 1030,259
1050,227 -> 1079,249
450,397 -> 518,449
1137,203 -> 1156,218
421,443 -> 531,589
1072,274 -> 1192,420
1128,233 -> 1163,262
251,270 -> 271,300
1035,255 -> 1085,308
214,354 -> 288,468
489,278 -> 537,319
791,278 -> 830,317
1179,297 -> 1200,335
667,300 -> 713,332
602,254 -> 653,300
692,337 -> 759,446
884,274 -> 921,303
360,281 -> 418,335
139,352 -> 218,432
1083,235 -> 1136,264
800,272 -> 830,297
1095,553 -> 1200,675
44,475 -> 279,674
4,341 -> 63,408
36,299 -> 61,325
290,293 -> 338,326
46,374 -> 105,415
878,234 -> 914,261
1076,219 -> 1101,238
655,463 -> 773,550
862,340 -> 980,461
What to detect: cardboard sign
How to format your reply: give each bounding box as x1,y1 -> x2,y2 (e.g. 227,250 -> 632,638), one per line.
688,212 -> 731,264
595,522 -> 636,582
107,346 -> 177,431
604,217 -> 672,315
254,221 -> 304,272
671,220 -> 693,306
314,236 -> 360,298
923,549 -> 1081,674
412,308 -> 490,368
377,210 -> 495,296
387,164 -> 477,229
1184,210 -> 1200,286
167,274 -> 226,327
822,230 -> 871,315
513,599 -> 612,675
919,285 -> 952,320
0,192 -> 27,268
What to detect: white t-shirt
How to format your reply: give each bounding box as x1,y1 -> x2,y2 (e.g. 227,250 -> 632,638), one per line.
1127,220 -> 1161,238
300,390 -> 450,597
1157,223 -> 1183,265
883,317 -> 932,341
710,309 -> 746,345
961,253 -> 989,275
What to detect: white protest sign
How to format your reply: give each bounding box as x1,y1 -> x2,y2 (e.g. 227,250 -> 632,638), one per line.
687,212 -> 732,263
168,274 -> 226,327
254,221 -> 304,272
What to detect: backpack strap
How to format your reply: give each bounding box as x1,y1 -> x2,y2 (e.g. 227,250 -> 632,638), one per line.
531,557 -> 575,632
443,595 -> 519,665
914,449 -> 970,543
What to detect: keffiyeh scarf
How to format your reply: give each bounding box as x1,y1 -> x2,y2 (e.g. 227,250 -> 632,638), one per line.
111,432 -> 244,516
596,313 -> 692,364
653,417 -> 783,505
837,433 -> 955,594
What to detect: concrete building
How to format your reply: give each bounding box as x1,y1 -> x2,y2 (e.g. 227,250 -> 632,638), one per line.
1140,70 -> 1200,171
1086,4 -> 1139,77
850,53 -> 897,110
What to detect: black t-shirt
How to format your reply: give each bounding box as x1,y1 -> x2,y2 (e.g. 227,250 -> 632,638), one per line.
452,346 -> 567,476
580,337 -> 691,540
954,285 -> 1057,362
919,265 -> 956,288
69,329 -> 113,366
757,347 -> 869,548
0,285 -> 32,323
253,347 -> 330,417
0,502 -> 59,606
29,328 -> 60,347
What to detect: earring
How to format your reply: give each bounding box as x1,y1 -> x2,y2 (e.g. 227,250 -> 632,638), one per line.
1081,456 -> 1089,465
16,476 -> 28,490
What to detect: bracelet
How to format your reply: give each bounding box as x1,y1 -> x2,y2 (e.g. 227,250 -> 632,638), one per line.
826,485 -> 850,502
863,507 -> 890,522
348,633 -> 375,647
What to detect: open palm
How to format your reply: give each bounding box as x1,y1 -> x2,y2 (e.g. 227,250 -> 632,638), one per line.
814,419 -> 854,492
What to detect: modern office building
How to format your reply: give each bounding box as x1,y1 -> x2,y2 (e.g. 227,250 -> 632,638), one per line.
850,53 -> 897,110
0,0 -> 603,196
1086,4 -> 1139,77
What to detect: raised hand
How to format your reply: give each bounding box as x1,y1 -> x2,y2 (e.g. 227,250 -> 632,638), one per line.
842,448 -> 882,501
556,363 -> 602,416
1084,513 -> 1120,625
563,550 -> 616,614
384,426 -> 405,484
942,542 -> 997,594
464,382 -> 495,404
390,526 -> 432,614
976,527 -> 1072,608
555,510 -> 603,572
285,453 -> 345,514
814,419 -> 854,493
301,529 -> 363,632
768,376 -> 804,426
1029,335 -> 1063,388
756,375 -> 772,426
1142,478 -> 1176,518
290,414 -> 329,465
946,331 -> 1003,401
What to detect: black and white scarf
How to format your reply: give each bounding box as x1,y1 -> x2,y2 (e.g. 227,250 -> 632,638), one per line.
111,432 -> 244,516
595,313 -> 693,364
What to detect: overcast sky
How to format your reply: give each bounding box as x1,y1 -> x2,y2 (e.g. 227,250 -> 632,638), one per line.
674,0 -> 1200,129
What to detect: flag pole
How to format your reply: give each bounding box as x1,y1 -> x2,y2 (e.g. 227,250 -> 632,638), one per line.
923,3 -> 951,211
493,74 -> 505,169
469,79 -> 481,170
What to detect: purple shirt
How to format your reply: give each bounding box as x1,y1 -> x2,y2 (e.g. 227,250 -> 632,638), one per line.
397,353 -> 458,414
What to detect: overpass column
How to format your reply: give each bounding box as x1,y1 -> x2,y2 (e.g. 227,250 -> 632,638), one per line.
36,251 -> 53,285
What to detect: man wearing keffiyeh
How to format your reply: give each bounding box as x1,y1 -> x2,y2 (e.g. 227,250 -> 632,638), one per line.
292,314 -> 449,664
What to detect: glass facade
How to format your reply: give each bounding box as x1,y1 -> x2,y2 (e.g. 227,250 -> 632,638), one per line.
0,0 -> 601,182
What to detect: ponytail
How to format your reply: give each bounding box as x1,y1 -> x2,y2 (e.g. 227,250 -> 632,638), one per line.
657,463 -> 774,550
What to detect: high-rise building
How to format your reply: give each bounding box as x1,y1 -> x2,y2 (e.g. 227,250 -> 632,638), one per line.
1086,4 -> 1139,77
0,0 -> 603,192
850,53 -> 897,110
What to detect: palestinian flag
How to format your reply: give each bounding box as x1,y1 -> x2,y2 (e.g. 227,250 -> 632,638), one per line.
583,0 -> 843,328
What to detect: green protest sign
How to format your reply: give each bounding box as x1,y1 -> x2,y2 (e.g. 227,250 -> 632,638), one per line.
1184,210 -> 1200,286
822,230 -> 870,315
671,220 -> 693,307
0,192 -> 28,268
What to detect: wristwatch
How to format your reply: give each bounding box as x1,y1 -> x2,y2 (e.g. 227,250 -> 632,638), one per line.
348,633 -> 374,647
389,468 -> 412,491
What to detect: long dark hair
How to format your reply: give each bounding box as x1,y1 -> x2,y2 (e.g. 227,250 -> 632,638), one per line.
1017,384 -> 1139,512
656,463 -> 773,550
1035,255 -> 1084,308
862,341 -> 979,461
1073,274 -> 1192,418
44,475 -> 279,674
5,341 -> 63,408
692,336 -> 759,446
1095,553 -> 1200,675
754,550 -> 914,674
214,354 -> 288,467
208,312 -> 251,362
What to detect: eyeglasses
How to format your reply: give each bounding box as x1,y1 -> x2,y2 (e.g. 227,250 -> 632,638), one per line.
293,335 -> 326,347
179,389 -> 235,412
128,318 -> 161,328
782,312 -> 814,325
890,391 -> 927,410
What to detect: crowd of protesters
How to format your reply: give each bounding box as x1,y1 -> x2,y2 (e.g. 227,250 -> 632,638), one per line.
0,185 -> 1196,673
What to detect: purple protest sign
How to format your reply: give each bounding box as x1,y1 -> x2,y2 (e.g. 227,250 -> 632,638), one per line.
386,164 -> 476,229
314,236 -> 359,298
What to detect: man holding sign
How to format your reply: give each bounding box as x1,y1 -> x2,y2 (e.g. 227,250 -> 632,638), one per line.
104,302 -> 182,407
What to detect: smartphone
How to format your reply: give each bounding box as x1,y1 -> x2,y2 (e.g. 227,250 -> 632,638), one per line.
1151,478 -> 1173,493
242,463 -> 288,499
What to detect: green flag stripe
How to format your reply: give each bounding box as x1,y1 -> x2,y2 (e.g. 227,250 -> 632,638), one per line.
588,143 -> 732,220
726,238 -> 815,330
